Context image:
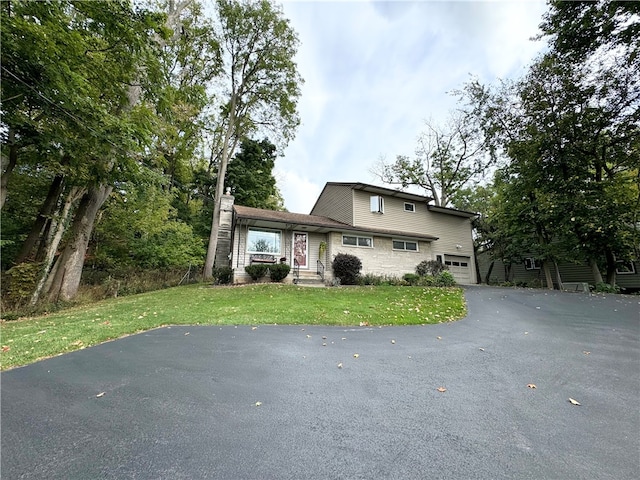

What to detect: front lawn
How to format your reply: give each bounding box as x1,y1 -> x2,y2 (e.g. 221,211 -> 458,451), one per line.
0,284 -> 466,370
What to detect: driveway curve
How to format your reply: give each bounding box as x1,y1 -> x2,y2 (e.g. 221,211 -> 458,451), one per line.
2,286 -> 639,479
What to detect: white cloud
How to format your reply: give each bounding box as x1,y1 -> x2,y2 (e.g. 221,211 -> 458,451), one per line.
277,0 -> 549,212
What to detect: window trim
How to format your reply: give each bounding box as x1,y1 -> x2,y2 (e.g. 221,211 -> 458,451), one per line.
392,239 -> 419,252
524,257 -> 541,270
403,202 -> 415,213
615,259 -> 636,275
246,227 -> 282,255
342,234 -> 373,248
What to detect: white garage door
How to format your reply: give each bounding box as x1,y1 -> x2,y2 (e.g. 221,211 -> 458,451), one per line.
444,255 -> 471,284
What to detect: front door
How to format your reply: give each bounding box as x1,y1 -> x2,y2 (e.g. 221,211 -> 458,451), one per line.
293,232 -> 308,268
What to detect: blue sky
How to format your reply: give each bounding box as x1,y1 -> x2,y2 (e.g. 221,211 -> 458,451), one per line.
274,0 -> 549,213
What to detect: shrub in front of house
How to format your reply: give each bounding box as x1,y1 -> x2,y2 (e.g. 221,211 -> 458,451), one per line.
403,273 -> 420,285
435,271 -> 456,287
268,264 -> 290,282
332,253 -> 362,285
245,264 -> 268,281
416,260 -> 448,277
212,266 -> 233,285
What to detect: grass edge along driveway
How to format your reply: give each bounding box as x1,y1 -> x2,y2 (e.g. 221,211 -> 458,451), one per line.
1,284 -> 466,370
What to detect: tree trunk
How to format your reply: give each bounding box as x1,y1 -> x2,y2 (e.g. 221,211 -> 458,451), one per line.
204,97 -> 237,280
31,187 -> 83,305
15,174 -> 65,264
1,129 -> 18,210
484,260 -> 495,284
604,249 -> 617,286
45,184 -> 112,302
589,258 -> 604,285
554,260 -> 563,291
542,260 -> 554,290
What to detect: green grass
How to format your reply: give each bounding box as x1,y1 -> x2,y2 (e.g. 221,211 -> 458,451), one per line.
1,284 -> 467,370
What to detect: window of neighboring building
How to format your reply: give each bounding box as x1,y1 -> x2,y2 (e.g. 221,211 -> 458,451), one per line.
616,259 -> 636,274
370,195 -> 384,213
524,257 -> 540,270
343,235 -> 373,248
404,202 -> 415,212
393,240 -> 418,251
247,228 -> 281,254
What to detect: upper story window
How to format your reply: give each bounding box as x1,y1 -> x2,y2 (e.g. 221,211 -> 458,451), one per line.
404,202 -> 415,212
370,195 -> 384,214
247,228 -> 281,254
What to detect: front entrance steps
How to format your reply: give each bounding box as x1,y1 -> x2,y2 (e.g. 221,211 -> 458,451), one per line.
293,269 -> 326,287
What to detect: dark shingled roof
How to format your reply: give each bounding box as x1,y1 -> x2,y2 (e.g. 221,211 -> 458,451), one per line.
234,205 -> 350,229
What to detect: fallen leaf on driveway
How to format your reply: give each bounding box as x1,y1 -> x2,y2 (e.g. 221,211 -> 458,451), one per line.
96,392 -> 105,398
583,351 -> 591,355
391,339 -> 396,344
255,401 -> 262,407
251,327 -> 257,330
527,384 -> 537,389
184,332 -> 190,336
353,353 -> 360,358
479,348 -> 485,351
306,334 -> 311,338
437,387 -> 447,393
322,343 -> 327,347
569,398 -> 581,406
337,363 -> 343,369
436,336 -> 442,340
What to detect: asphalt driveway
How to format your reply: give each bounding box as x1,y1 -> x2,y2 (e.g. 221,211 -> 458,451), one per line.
2,286 -> 639,479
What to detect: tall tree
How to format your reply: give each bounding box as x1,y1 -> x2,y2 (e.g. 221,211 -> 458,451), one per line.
202,0 -> 302,278
226,138 -> 283,210
372,110 -> 495,207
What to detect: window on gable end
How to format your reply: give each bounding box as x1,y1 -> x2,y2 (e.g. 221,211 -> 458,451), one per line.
404,202 -> 415,212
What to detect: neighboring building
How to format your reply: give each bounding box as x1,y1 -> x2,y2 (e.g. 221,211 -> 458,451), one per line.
477,252 -> 640,293
217,182 -> 477,285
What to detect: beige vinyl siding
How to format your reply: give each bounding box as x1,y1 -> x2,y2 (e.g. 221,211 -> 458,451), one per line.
310,184 -> 353,224
352,190 -> 430,234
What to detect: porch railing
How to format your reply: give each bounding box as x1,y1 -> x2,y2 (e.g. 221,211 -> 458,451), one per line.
293,258 -> 300,284
316,259 -> 325,281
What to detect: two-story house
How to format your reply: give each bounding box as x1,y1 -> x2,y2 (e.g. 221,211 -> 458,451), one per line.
218,182 -> 477,285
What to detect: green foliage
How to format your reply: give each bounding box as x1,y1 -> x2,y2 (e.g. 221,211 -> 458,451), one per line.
2,262 -> 41,310
594,283 -> 621,294
268,264 -> 290,282
416,260 -> 448,277
245,264 -> 269,281
226,138 -> 283,210
212,266 -> 234,285
93,185 -> 204,270
403,273 -> 420,285
332,253 -> 362,285
435,271 -> 456,287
